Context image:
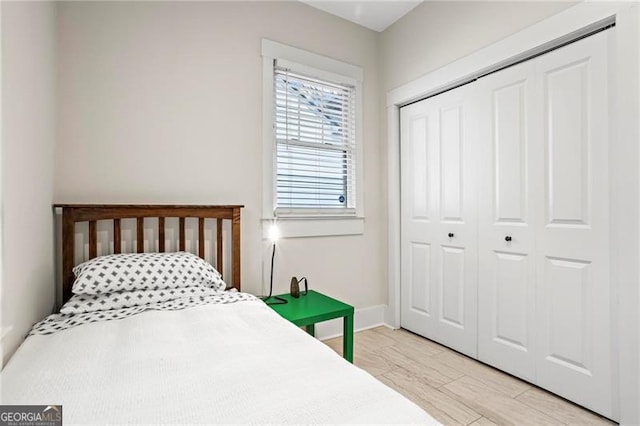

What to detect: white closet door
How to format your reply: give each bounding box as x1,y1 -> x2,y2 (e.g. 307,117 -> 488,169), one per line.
434,86 -> 478,357
476,61 -> 539,381
401,85 -> 478,358
400,98 -> 439,340
534,31 -> 612,417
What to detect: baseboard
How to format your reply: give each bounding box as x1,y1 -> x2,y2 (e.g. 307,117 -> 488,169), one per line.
316,304 -> 387,341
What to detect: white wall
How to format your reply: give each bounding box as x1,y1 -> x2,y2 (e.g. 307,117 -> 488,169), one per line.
379,1 -> 576,92
55,2 -> 384,310
1,1 -> 57,364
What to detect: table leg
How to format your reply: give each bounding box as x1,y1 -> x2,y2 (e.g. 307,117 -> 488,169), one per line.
343,314 -> 354,363
305,323 -> 315,337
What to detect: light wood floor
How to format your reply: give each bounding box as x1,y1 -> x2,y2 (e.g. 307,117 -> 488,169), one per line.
323,327 -> 615,426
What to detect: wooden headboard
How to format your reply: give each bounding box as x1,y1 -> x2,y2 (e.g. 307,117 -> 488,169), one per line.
54,204 -> 243,303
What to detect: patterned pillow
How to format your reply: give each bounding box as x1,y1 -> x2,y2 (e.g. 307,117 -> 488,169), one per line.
72,252 -> 227,295
61,286 -> 222,314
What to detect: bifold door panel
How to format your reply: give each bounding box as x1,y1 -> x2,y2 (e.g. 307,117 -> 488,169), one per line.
400,85 -> 478,359
534,32 -> 611,416
476,58 -> 538,383
400,30 -> 612,419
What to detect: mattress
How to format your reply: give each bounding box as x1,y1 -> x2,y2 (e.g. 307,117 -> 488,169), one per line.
1,298 -> 438,424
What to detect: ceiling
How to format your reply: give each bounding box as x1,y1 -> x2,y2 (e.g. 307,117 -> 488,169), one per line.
300,1 -> 423,32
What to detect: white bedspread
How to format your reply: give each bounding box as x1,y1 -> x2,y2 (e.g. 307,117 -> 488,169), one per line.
1,299 -> 437,424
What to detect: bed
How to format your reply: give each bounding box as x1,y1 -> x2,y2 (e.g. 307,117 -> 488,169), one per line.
1,204 -> 437,424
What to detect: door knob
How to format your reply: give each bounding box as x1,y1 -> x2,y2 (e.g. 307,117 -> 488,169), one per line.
448,233 -> 454,238
505,236 -> 512,242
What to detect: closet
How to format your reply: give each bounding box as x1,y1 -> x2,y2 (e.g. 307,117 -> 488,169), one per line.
400,30 -> 612,418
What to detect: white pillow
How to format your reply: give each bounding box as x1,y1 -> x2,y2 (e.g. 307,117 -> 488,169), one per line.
61,286 -> 222,314
72,252 -> 226,295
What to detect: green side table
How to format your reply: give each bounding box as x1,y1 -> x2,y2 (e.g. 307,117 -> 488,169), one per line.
266,290 -> 354,363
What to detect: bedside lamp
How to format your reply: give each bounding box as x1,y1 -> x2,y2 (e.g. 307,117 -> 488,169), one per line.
263,224 -> 287,305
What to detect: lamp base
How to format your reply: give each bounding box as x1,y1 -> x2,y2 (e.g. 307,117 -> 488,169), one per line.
261,295 -> 288,305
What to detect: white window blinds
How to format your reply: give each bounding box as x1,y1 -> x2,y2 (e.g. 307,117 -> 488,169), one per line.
274,62 -> 357,214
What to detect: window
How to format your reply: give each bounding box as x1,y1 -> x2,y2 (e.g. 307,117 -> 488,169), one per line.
262,40 -> 364,238
274,64 -> 356,214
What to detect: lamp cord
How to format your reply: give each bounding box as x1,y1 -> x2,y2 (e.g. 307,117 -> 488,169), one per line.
264,242 -> 287,305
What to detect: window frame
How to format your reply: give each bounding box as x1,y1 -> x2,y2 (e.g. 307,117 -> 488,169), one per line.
262,39 -> 364,238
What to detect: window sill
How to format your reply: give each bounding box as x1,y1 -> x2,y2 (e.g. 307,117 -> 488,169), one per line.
261,217 -> 364,239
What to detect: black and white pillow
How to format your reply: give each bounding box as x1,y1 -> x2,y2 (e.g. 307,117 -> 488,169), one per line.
61,286 -> 221,314
72,251 -> 227,295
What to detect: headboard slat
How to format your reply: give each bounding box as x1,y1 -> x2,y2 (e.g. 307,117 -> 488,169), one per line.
89,220 -> 97,259
216,219 -> 223,277
136,218 -> 144,253
113,219 -> 121,254
54,204 -> 243,304
179,218 -> 186,251
158,217 -> 165,252
198,218 -> 205,259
